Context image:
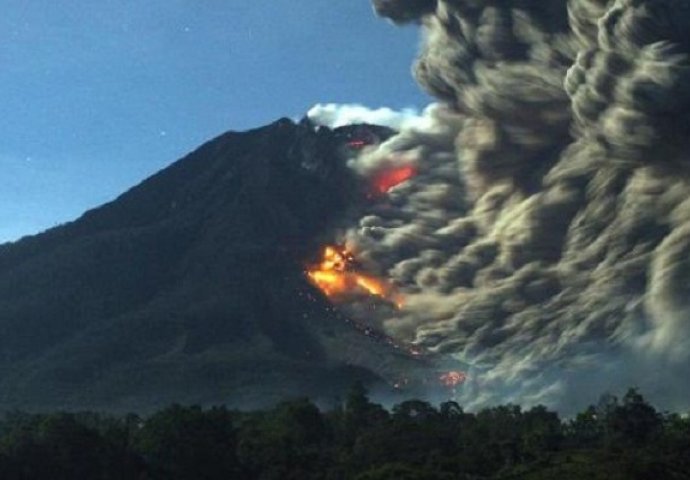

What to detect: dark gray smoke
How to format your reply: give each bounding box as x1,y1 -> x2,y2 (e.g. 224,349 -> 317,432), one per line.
372,0 -> 437,24
326,0 -> 690,411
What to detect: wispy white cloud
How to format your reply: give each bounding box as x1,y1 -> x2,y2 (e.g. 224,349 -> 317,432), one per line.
307,103 -> 432,130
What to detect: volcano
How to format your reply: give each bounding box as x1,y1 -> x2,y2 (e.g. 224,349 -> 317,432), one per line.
0,119 -> 436,412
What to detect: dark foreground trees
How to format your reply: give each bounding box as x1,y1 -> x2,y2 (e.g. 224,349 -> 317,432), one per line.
0,387 -> 687,479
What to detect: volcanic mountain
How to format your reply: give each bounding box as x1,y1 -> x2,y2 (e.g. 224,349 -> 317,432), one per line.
0,119 -> 431,412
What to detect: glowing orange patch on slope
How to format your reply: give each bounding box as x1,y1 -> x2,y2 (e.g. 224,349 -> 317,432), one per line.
371,165 -> 418,194
307,245 -> 401,306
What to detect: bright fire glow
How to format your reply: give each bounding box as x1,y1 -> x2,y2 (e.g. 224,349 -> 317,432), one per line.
440,371 -> 467,388
307,245 -> 401,306
371,165 -> 418,195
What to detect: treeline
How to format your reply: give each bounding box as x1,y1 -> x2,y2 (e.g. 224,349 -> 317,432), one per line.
0,386 -> 688,479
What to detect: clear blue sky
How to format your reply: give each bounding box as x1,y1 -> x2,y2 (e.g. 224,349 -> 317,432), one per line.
0,1 -> 428,242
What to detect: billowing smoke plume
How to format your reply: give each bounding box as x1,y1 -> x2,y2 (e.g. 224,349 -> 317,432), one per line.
325,0 -> 690,411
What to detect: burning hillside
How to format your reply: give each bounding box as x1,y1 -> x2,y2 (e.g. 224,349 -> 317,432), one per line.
306,245 -> 401,306
0,118 -> 448,411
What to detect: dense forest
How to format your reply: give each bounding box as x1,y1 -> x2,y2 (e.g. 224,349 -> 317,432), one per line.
0,385 -> 688,479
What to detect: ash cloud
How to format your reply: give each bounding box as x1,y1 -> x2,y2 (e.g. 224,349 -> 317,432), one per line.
337,0 -> 690,411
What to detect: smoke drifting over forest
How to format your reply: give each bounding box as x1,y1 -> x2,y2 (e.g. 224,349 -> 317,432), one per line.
311,0 -> 690,410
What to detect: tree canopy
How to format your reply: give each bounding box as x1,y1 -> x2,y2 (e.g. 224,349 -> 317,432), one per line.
0,387 -> 687,479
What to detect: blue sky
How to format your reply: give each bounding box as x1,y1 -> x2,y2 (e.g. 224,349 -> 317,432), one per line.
0,1 -> 428,242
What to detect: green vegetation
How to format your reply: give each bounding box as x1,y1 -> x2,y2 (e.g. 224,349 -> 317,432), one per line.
0,386 -> 687,479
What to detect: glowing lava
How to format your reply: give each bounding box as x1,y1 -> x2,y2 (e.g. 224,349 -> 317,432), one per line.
440,371 -> 467,388
307,245 -> 401,305
371,165 -> 418,195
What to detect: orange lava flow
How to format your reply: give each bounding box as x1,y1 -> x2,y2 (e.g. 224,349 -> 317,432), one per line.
307,245 -> 401,306
439,371 -> 467,388
371,165 -> 418,194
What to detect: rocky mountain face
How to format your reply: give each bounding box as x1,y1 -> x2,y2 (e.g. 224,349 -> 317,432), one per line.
0,119 -> 429,412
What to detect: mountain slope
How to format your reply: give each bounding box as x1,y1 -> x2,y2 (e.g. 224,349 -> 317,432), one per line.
0,119 -> 423,412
